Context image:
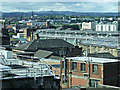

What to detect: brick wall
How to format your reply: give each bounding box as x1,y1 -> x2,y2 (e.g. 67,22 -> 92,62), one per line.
61,60 -> 104,87
90,64 -> 103,79
72,77 -> 87,86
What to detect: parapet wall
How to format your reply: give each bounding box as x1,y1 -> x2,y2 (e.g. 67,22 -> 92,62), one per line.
1,76 -> 60,90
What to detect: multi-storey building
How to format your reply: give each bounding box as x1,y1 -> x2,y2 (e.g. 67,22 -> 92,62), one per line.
96,21 -> 118,32
60,56 -> 120,88
82,22 -> 95,30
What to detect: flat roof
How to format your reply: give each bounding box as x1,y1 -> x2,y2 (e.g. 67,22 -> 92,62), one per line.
0,64 -> 11,70
66,56 -> 119,63
37,29 -> 120,34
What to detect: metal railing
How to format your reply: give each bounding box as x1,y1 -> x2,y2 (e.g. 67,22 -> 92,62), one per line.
17,55 -> 57,77
0,52 -> 8,65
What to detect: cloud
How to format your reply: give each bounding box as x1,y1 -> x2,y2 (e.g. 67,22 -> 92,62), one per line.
75,3 -> 81,6
2,0 -> 120,2
55,3 -> 63,5
2,2 -> 118,12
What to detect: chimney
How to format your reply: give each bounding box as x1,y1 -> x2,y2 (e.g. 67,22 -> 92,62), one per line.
30,32 -> 33,40
35,34 -> 39,39
3,22 -> 5,28
28,37 -> 31,41
8,21 -> 10,25
31,10 -> 34,18
46,20 -> 50,27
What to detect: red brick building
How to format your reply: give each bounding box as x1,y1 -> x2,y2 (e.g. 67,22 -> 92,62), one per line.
60,56 -> 120,88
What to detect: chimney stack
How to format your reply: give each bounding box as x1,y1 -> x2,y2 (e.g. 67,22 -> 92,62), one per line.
31,10 -> 34,18
35,34 -> 39,39
8,21 -> 10,25
46,20 -> 50,27
3,22 -> 5,28
30,32 -> 33,40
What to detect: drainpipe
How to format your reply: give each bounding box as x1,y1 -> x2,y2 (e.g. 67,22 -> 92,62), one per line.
86,46 -> 90,88
88,57 -> 90,88
63,56 -> 66,83
69,59 -> 72,88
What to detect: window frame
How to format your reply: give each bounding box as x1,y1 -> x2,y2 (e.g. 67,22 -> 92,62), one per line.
93,64 -> 98,74
81,63 -> 86,72
72,62 -> 77,71
101,26 -> 103,31
90,79 -> 99,88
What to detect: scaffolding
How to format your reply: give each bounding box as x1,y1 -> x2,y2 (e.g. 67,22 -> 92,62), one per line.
0,53 -> 59,88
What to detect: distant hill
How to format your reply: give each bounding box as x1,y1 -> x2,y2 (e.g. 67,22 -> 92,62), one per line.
2,11 -> 118,17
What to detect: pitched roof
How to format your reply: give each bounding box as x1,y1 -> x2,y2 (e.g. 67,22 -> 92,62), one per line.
88,53 -> 116,59
34,50 -> 53,58
15,39 -> 74,52
15,41 -> 33,51
47,55 -> 62,60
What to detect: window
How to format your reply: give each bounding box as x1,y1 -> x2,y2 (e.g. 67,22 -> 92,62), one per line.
109,26 -> 111,31
105,26 -> 106,31
97,26 -> 99,31
81,63 -> 86,72
93,64 -> 98,73
72,62 -> 77,71
101,26 -> 103,31
113,26 -> 115,31
90,80 -> 99,88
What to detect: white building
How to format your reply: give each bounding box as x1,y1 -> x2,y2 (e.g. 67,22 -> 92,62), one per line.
0,47 -> 19,65
96,22 -> 118,32
82,22 -> 95,30
13,33 -> 24,38
17,33 -> 24,38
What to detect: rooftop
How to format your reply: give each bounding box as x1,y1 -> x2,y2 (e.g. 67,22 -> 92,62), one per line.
66,56 -> 119,63
15,39 -> 74,52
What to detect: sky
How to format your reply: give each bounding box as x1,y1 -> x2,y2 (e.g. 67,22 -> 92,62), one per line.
1,1 -> 119,12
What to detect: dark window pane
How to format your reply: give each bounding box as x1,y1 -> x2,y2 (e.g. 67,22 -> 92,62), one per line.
93,64 -> 98,73
73,62 -> 77,70
90,80 -> 99,88
81,63 -> 86,72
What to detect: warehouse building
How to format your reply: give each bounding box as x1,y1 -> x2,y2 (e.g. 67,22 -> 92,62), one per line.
60,56 -> 120,88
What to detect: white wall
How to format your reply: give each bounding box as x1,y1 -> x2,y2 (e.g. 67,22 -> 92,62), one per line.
82,22 -> 94,30
95,24 -> 117,31
0,50 -> 12,59
17,33 -> 24,38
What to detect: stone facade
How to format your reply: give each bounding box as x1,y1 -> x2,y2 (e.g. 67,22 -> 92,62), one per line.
78,44 -> 119,57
